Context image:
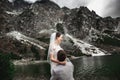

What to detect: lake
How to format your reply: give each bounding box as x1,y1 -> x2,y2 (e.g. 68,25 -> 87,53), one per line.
13,55 -> 120,80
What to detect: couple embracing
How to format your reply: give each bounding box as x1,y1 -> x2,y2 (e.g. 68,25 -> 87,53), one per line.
47,32 -> 74,80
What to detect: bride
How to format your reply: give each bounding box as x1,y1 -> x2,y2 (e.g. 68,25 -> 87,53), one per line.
47,32 -> 74,80
47,32 -> 66,68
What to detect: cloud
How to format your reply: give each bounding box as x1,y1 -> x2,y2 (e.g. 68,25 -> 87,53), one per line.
8,0 -> 120,18
51,0 -> 120,18
50,0 -> 87,9
88,0 -> 120,18
8,0 -> 39,3
50,0 -> 112,17
103,0 -> 120,18
24,0 -> 38,3
84,0 -> 120,18
86,0 -> 119,17
87,0 -> 106,16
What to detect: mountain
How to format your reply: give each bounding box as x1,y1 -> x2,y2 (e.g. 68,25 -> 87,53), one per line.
0,0 -> 120,60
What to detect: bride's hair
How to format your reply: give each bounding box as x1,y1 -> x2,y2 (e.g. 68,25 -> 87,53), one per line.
56,32 -> 61,39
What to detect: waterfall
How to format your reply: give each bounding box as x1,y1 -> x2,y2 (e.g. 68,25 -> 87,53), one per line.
6,31 -> 45,50
115,22 -> 120,34
65,34 -> 107,56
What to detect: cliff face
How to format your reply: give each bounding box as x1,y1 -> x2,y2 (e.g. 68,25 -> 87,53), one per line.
62,7 -> 120,54
0,0 -> 65,59
0,0 -> 120,59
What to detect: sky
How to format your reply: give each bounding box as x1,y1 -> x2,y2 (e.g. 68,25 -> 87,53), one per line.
8,0 -> 120,18
50,0 -> 120,18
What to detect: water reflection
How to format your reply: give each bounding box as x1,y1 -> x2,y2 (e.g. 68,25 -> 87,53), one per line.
14,62 -> 50,80
14,55 -> 120,80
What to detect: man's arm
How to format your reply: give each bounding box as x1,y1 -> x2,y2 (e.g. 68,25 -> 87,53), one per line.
50,53 -> 66,65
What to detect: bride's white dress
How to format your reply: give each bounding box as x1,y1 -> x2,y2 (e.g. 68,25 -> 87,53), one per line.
49,42 -> 63,71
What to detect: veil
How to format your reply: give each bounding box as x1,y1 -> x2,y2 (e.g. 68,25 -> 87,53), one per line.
47,33 -> 56,63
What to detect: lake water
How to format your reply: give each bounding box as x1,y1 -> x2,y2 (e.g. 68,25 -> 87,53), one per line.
13,55 -> 120,80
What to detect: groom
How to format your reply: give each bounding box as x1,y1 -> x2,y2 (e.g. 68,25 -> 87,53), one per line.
50,50 -> 74,80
